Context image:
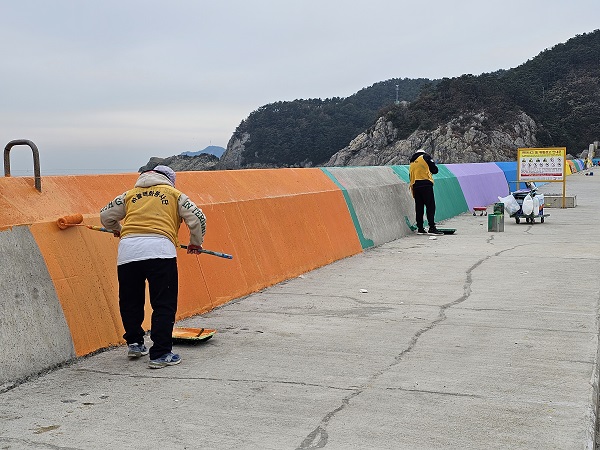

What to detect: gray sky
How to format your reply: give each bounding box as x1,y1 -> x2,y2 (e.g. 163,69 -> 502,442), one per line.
1,1 -> 598,175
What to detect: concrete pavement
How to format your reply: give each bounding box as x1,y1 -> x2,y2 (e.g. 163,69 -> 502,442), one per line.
1,171 -> 599,450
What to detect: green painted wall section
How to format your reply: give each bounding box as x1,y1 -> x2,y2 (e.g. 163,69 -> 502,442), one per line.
320,168 -> 375,249
390,165 -> 410,183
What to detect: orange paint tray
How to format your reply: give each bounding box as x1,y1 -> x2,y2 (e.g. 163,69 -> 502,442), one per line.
172,327 -> 216,342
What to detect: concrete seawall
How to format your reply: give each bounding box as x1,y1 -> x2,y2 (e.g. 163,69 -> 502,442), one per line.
1,168 -> 363,387
0,161 -> 586,387
0,226 -> 76,384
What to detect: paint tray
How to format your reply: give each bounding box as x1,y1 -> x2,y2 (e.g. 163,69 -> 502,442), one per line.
172,327 -> 216,342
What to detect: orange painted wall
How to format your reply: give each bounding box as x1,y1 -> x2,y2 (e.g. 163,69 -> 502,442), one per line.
175,169 -> 363,317
3,169 -> 361,356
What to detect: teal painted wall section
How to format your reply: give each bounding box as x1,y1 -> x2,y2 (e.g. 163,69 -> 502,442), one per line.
391,165 -> 410,183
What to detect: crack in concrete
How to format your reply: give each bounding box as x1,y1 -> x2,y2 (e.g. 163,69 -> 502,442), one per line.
296,246 -> 520,449
384,386 -> 483,398
297,391 -> 361,450
0,437 -> 81,450
74,368 -> 356,391
439,322 -> 594,334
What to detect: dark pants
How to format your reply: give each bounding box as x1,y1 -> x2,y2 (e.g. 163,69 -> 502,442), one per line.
117,258 -> 178,359
413,184 -> 437,230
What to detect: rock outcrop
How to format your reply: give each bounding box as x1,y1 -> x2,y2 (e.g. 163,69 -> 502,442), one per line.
216,132 -> 250,170
324,111 -> 539,166
138,153 -> 219,173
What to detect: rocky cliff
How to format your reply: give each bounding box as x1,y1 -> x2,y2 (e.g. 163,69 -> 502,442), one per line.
323,110 -> 539,166
141,110 -> 541,172
216,132 -> 250,170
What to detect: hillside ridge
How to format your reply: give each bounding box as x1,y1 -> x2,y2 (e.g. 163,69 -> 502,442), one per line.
141,30 -> 600,171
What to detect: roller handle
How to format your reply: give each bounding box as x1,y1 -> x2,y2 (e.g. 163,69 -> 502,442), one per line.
86,225 -> 114,233
179,245 -> 233,259
91,226 -> 233,259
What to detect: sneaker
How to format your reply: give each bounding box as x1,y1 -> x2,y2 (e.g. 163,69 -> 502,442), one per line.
148,352 -> 181,369
428,227 -> 444,235
127,343 -> 149,358
417,228 -> 428,235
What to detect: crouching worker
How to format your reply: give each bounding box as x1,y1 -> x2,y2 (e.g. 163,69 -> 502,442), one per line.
100,165 -> 206,369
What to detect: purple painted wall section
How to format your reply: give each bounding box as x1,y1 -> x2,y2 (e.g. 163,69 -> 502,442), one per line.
445,163 -> 510,211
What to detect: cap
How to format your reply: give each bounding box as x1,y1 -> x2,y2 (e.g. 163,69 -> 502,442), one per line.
152,165 -> 176,186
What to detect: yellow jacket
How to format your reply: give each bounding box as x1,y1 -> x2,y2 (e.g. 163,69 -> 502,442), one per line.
100,171 -> 206,247
121,185 -> 181,246
409,155 -> 434,187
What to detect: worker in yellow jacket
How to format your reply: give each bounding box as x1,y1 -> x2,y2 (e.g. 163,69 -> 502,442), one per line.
100,165 -> 206,369
409,149 -> 443,235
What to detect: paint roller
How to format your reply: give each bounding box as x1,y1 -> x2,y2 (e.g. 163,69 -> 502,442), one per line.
56,213 -> 84,229
56,213 -> 118,234
56,214 -> 233,259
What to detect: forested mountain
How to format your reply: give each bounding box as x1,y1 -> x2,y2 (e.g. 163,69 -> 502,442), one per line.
216,29 -> 599,169
382,29 -> 600,152
219,79 -> 433,168
506,32 -> 600,150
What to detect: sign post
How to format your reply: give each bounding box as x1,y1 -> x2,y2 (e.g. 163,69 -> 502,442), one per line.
517,147 -> 567,208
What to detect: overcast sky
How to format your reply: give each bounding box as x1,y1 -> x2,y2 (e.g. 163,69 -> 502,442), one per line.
1,1 -> 598,175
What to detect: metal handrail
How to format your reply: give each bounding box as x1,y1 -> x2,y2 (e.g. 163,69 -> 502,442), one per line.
4,139 -> 42,192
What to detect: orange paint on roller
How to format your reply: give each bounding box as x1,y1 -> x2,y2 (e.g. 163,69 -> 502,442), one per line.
57,213 -> 84,229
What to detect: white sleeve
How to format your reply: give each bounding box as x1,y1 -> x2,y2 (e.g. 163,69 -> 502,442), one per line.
178,193 -> 206,246
100,192 -> 127,232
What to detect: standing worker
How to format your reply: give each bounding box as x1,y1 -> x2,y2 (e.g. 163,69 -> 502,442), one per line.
409,149 -> 444,235
100,165 -> 206,369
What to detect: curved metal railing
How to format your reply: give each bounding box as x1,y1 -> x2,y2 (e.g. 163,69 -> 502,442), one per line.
4,139 -> 42,192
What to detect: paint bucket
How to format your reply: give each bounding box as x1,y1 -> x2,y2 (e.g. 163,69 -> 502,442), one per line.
487,214 -> 504,232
